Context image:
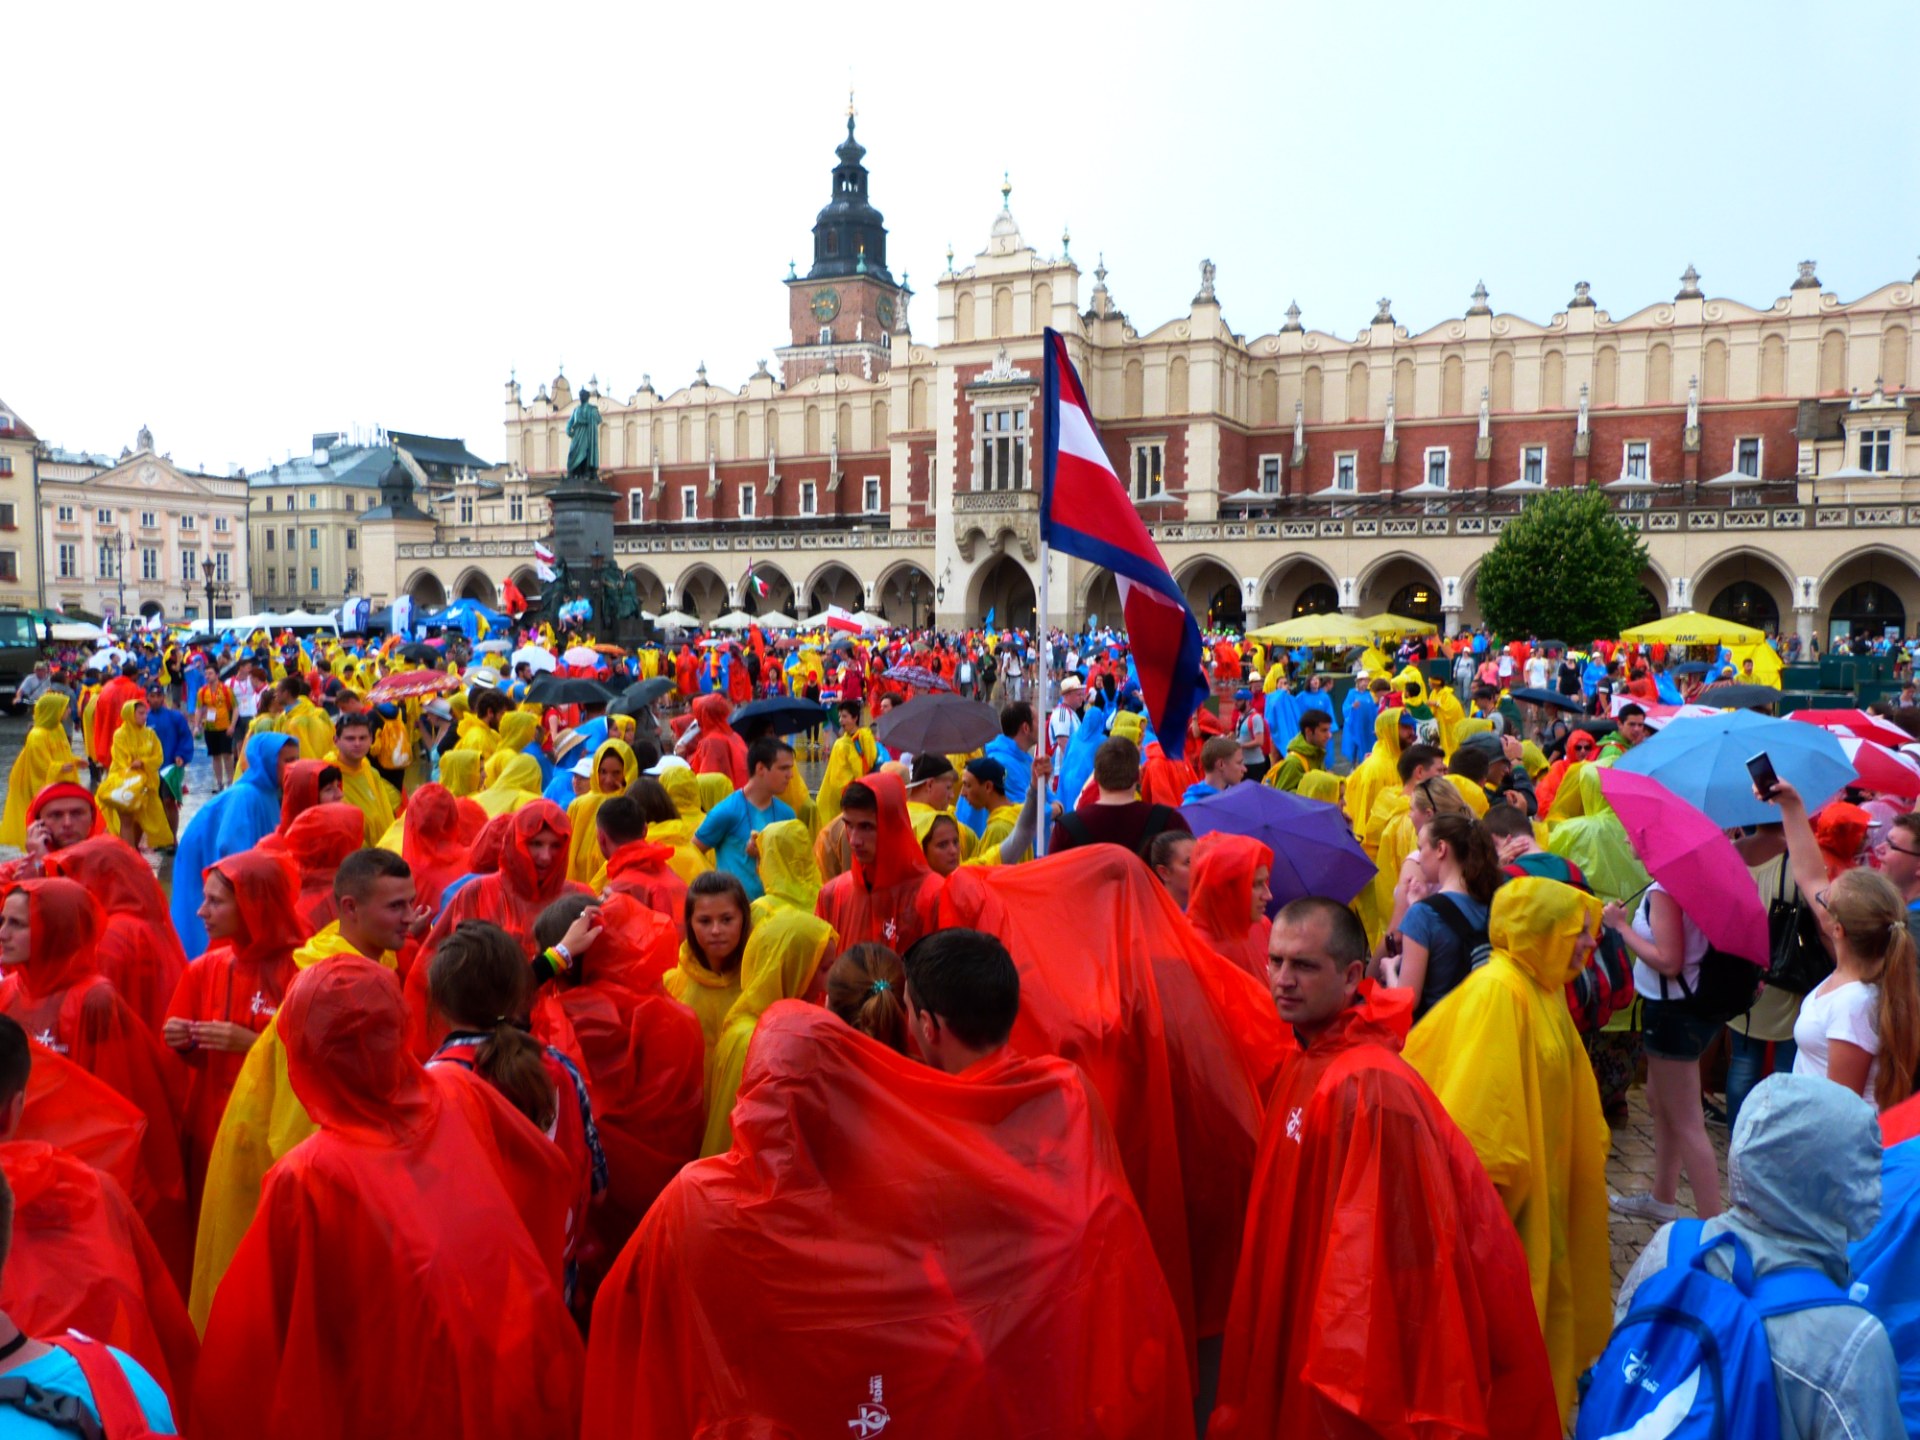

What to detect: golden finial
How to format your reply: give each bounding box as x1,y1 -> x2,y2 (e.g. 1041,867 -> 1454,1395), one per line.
847,88 -> 856,120
1001,171 -> 1012,209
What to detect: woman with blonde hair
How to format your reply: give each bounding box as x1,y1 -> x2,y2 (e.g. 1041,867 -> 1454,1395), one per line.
824,943 -> 907,1054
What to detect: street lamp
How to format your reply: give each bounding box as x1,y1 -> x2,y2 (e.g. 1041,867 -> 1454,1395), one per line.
201,558 -> 233,630
105,527 -> 127,630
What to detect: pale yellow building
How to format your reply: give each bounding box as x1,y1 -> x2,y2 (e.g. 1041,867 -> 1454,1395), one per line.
0,398 -> 44,610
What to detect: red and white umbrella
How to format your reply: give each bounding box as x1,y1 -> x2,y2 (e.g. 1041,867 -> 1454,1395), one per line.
1786,708 -> 1915,749
1837,735 -> 1920,799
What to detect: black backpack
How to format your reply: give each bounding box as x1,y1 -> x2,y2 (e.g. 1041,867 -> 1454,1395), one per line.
1639,892 -> 1764,1024
1762,861 -> 1834,996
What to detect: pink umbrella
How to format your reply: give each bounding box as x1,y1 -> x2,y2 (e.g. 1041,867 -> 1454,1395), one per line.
1836,735 -> 1920,798
1597,766 -> 1768,966
1786,708 -> 1914,749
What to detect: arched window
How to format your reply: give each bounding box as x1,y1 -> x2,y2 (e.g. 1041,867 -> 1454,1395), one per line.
1760,334 -> 1787,395
1704,340 -> 1729,401
956,292 -> 975,342
1646,342 -> 1672,405
1302,365 -> 1324,424
1396,357 -> 1417,414
1033,281 -> 1051,328
1490,351 -> 1513,411
1256,368 -> 1278,426
1593,345 -> 1618,407
872,399 -> 889,443
1820,330 -> 1847,393
993,286 -> 1013,338
1123,360 -> 1144,418
1882,325 -> 1910,392
909,379 -> 928,430
1346,361 -> 1369,422
1169,355 -> 1190,413
1542,350 -> 1565,409
1441,355 -> 1464,415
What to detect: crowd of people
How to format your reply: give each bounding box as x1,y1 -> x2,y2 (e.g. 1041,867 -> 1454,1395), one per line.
0,613 -> 1916,1437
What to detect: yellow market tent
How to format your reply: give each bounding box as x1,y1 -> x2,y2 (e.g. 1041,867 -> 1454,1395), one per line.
1368,613 -> 1440,640
1245,612 -> 1375,647
1619,611 -> 1764,646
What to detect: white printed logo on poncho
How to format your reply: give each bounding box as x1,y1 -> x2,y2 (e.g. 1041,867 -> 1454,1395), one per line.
1285,1106 -> 1304,1144
848,1375 -> 890,1435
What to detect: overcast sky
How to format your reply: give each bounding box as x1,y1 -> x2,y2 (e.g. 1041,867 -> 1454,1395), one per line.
10,1 -> 1916,474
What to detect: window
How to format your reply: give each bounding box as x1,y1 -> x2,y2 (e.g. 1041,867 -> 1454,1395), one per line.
1860,428 -> 1894,473
57,544 -> 76,579
55,506 -> 73,523
1735,437 -> 1762,478
818,327 -> 832,345
96,543 -> 115,577
458,494 -> 474,524
978,408 -> 1029,491
1259,457 -> 1281,494
0,458 -> 11,478
214,515 -> 229,533
307,493 -> 318,509
96,508 -> 113,525
181,549 -> 198,583
799,480 -> 818,516
308,528 -> 320,550
309,566 -> 320,591
681,485 -> 698,521
1521,445 -> 1546,486
1131,441 -> 1165,500
0,503 -> 13,529
1623,441 -> 1649,480
180,513 -> 196,531
1334,453 -> 1358,491
139,511 -> 157,529
339,530 -> 354,554
1618,492 -> 1652,512
140,548 -> 158,581
863,476 -> 883,512
738,484 -> 756,519
0,553 -> 16,583
284,495 -> 295,511
345,495 -> 355,512
627,491 -> 644,523
1424,447 -> 1450,489
509,493 -> 524,522
216,553 -> 230,583
267,567 -> 277,593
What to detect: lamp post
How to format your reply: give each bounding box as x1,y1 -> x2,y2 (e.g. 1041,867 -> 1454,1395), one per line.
106,526 -> 127,631
201,558 -> 233,631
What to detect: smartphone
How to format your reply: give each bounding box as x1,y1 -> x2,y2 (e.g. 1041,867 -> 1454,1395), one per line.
1746,751 -> 1781,801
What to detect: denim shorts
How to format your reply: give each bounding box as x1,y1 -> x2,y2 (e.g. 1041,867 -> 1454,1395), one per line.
1640,999 -> 1723,1062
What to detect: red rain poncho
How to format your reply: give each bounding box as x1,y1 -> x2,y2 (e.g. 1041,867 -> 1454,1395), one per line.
933,847 -> 1292,1349
90,673 -> 145,763
601,837 -> 687,925
263,801 -> 366,935
400,781 -> 487,916
1535,730 -> 1596,816
0,1138 -> 199,1406
687,694 -> 747,789
164,850 -> 303,1203
584,1004 -> 1190,1438
532,894 -> 702,1252
814,774 -> 942,953
425,801 -> 589,952
194,959 -> 582,1439
45,835 -> 189,1032
0,782 -> 106,888
1186,832 -> 1274,980
276,758 -> 334,830
1209,984 -> 1560,1439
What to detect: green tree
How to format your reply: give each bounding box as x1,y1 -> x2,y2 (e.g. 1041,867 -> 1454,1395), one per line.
1474,484 -> 1651,642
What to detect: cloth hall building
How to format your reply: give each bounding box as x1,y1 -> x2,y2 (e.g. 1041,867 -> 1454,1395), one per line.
431,114 -> 1920,650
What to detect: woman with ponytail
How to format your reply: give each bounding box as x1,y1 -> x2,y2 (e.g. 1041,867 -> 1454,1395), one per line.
824,943 -> 907,1054
426,920 -> 605,1285
1387,811 -> 1503,1020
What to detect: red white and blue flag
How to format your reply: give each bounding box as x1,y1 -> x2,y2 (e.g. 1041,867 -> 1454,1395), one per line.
1041,327 -> 1208,743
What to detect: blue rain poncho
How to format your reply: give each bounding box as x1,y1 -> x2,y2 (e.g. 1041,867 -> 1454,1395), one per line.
168,731 -> 298,956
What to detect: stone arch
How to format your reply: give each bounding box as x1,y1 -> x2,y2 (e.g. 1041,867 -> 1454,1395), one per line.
956,291 -> 975,342
1692,548 -> 1796,637
622,565 -> 668,616
1175,554 -> 1244,631
739,560 -> 794,618
403,569 -> 447,609
1077,566 -> 1121,629
138,598 -> 166,621
1346,361 -> 1369,422
801,560 -> 864,618
1396,356 -> 1418,414
1033,281 -> 1052,328
875,559 -> 935,628
1816,544 -> 1920,647
676,563 -> 730,622
452,568 -> 497,606
1258,554 -> 1341,623
872,398 -> 889,444
1169,355 -> 1190,413
1355,551 -> 1443,620
508,565 -> 540,598
967,554 -> 1037,631
1819,330 -> 1847,394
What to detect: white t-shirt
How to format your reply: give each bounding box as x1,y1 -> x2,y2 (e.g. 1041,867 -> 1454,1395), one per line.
1525,656 -> 1549,689
1632,882 -> 1710,1001
233,678 -> 260,718
1792,977 -> 1881,1095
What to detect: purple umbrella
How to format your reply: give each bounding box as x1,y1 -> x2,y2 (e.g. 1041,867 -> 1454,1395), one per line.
883,663 -> 952,692
1182,783 -> 1375,909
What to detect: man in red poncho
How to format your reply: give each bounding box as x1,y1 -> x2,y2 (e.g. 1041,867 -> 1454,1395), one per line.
0,1014 -> 198,1408
397,781 -> 488,918
194,958 -> 582,1439
262,802 -> 367,937
584,940 -> 1190,1439
687,693 -> 747,789
814,775 -> 941,953
0,782 -> 107,888
1210,897 -> 1560,1439
594,793 -> 687,925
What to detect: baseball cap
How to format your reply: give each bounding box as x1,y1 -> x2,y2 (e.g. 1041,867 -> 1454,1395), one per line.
910,753 -> 955,784
964,756 -> 1007,789
422,699 -> 453,721
645,754 -> 691,777
571,757 -> 595,779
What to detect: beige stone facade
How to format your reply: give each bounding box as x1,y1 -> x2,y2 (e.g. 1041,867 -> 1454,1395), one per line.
39,427 -> 250,623
0,399 -> 43,610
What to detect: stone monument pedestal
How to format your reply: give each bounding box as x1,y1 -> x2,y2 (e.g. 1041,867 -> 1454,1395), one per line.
547,475 -> 617,571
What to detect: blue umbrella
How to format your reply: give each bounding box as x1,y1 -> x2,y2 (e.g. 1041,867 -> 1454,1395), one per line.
1182,783 -> 1375,909
1612,709 -> 1854,827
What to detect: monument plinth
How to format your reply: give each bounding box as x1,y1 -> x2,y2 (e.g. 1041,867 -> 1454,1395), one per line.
541,388 -> 651,643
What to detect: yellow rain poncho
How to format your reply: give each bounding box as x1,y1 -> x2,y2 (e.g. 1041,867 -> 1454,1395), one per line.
453,713 -> 500,760
1403,876 -> 1612,1423
663,941 -> 742,1065
1,694 -> 80,846
438,749 -> 483,799
700,908 -> 836,1157
188,922 -> 395,1332
749,818 -> 822,925
278,695 -> 335,762
1545,765 -> 1651,905
1344,707 -> 1407,838
326,749 -> 400,846
974,801 -> 1025,865
80,691 -> 101,767
566,738 -> 638,883
482,712 -> 542,786
1295,770 -> 1341,806
1357,645 -> 1392,679
1430,684 -> 1465,755
652,766 -> 713,884
695,771 -> 734,812
908,803 -> 980,864
99,701 -> 171,848
810,725 -> 879,829
474,752 -> 546,819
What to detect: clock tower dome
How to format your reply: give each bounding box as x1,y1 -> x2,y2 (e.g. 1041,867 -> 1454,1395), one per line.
778,106 -> 908,385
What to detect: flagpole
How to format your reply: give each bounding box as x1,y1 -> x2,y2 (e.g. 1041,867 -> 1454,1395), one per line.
1033,533 -> 1051,857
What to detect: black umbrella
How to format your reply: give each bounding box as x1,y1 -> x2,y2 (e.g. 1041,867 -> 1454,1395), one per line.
608,678 -> 673,723
1671,661 -> 1714,676
1571,717 -> 1619,737
729,697 -> 830,739
525,675 -> 617,707
875,695 -> 1000,755
397,642 -> 443,665
1509,686 -> 1582,713
1701,683 -> 1783,711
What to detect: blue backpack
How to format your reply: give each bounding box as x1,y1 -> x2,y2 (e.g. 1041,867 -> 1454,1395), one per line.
1576,1220 -> 1849,1439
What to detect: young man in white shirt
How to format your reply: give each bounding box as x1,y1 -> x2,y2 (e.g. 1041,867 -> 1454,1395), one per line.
1048,676 -> 1086,749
